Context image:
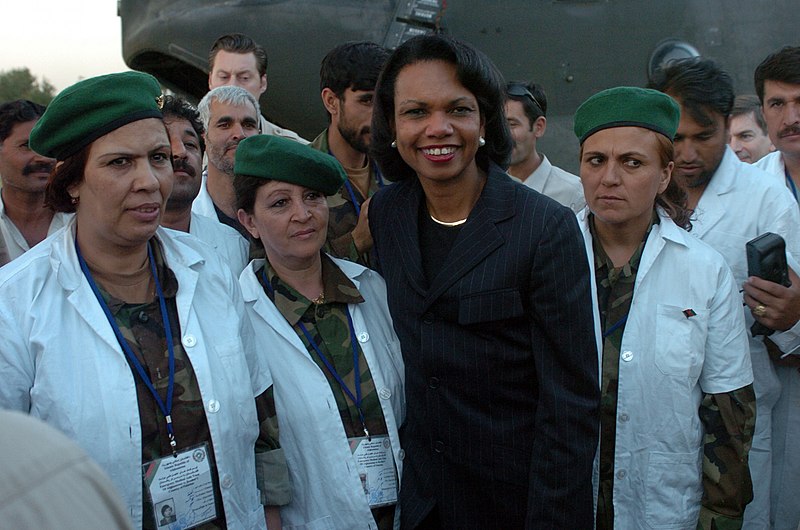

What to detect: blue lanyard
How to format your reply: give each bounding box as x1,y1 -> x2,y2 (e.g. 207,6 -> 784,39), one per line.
261,269 -> 370,438
76,239 -> 179,456
329,149 -> 384,218
786,167 -> 798,201
602,313 -> 628,339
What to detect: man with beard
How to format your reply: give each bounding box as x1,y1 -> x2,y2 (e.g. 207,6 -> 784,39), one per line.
310,41 -> 389,266
505,81 -> 585,212
192,85 -> 261,240
0,100 -> 70,262
651,58 -> 800,530
159,96 -> 248,274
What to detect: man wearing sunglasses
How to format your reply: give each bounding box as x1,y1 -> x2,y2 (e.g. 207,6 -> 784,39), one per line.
505,81 -> 585,212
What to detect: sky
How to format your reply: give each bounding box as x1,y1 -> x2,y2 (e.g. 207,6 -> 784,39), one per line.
0,0 -> 128,93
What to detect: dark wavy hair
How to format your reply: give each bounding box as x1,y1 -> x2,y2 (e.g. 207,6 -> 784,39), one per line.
755,46 -> 800,103
652,133 -> 692,230
648,57 -> 733,128
370,34 -> 512,181
45,144 -> 90,213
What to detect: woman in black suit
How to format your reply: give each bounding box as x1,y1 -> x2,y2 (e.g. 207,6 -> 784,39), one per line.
368,34 -> 600,530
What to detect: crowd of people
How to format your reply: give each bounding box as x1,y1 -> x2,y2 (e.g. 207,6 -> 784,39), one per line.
0,29 -> 799,530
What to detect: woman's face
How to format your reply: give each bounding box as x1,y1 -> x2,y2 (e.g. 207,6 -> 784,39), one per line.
238,181 -> 329,269
393,59 -> 484,185
580,127 -> 672,230
71,118 -> 172,251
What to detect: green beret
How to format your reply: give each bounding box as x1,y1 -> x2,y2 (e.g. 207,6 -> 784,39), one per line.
234,135 -> 346,196
573,86 -> 680,144
29,71 -> 164,160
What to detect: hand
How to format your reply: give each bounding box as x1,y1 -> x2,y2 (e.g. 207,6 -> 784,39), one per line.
351,197 -> 373,254
743,266 -> 800,331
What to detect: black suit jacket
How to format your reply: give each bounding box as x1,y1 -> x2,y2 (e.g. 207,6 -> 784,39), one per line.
370,165 -> 600,529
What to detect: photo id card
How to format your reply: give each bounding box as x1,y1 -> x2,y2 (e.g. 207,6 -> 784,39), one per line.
143,442 -> 218,529
349,435 -> 398,508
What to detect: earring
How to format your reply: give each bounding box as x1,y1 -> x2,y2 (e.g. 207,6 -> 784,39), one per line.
70,196 -> 79,205
391,140 -> 397,148
478,137 -> 486,147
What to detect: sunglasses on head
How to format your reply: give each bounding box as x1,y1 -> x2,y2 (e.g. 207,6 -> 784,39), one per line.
507,84 -> 544,115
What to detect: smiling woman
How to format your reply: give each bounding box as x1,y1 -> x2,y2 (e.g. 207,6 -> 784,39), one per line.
233,134 -> 406,529
368,34 -> 600,529
0,71 -> 286,530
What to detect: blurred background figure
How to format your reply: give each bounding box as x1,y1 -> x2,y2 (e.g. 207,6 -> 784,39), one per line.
505,80 -> 585,212
728,94 -> 774,164
0,100 -> 69,262
0,409 -> 134,530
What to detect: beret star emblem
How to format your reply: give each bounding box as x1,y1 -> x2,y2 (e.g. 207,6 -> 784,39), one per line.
156,94 -> 165,109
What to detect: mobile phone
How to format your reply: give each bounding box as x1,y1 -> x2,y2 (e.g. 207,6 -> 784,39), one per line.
746,233 -> 791,337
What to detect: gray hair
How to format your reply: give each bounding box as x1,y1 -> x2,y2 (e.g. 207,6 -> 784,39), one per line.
198,85 -> 261,131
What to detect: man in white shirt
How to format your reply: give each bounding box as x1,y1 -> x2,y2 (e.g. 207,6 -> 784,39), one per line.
208,33 -> 307,144
755,46 -> 800,204
729,95 -> 774,164
159,95 -> 248,274
751,45 -> 800,530
193,85 -> 261,239
505,81 -> 584,212
0,100 -> 69,262
651,57 -> 800,530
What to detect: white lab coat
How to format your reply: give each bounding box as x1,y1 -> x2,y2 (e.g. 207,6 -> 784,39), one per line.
189,212 -> 249,275
690,148 -> 800,528
240,257 -> 405,530
580,209 -> 753,530
0,218 -> 271,530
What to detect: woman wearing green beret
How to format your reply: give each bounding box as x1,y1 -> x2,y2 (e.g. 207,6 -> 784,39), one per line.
574,86 -> 756,529
234,134 -> 405,530
0,72 -> 288,530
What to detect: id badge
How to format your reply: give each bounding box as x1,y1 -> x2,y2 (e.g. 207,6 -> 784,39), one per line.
349,435 -> 398,508
143,442 -> 218,529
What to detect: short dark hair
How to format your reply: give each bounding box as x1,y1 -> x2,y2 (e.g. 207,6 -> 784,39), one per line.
371,34 -> 512,181
161,95 -> 205,153
209,33 -> 268,77
45,144 -> 89,213
754,46 -> 800,103
320,41 -> 389,97
0,99 -> 46,144
506,80 -> 547,128
648,57 -> 734,127
731,94 -> 768,134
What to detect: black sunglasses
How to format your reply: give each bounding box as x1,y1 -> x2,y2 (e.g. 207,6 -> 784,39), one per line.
507,84 -> 544,115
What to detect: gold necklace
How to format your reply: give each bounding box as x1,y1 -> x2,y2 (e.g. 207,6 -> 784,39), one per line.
430,214 -> 468,227
311,292 -> 326,305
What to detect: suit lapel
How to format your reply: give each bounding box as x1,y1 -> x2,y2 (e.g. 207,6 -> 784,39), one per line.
386,179 -> 428,297
424,168 -> 514,307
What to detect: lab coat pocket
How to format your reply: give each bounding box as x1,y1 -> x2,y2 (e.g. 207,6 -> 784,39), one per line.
214,338 -> 258,424
644,450 -> 702,528
283,515 -> 335,530
654,304 -> 705,379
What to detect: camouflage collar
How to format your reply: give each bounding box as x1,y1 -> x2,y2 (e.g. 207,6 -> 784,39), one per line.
260,253 -> 364,326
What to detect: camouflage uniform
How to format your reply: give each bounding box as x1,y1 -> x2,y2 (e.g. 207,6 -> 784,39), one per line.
0,232 -> 9,267
101,239 -> 286,530
591,213 -> 756,530
259,254 -> 395,529
310,129 -> 385,268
